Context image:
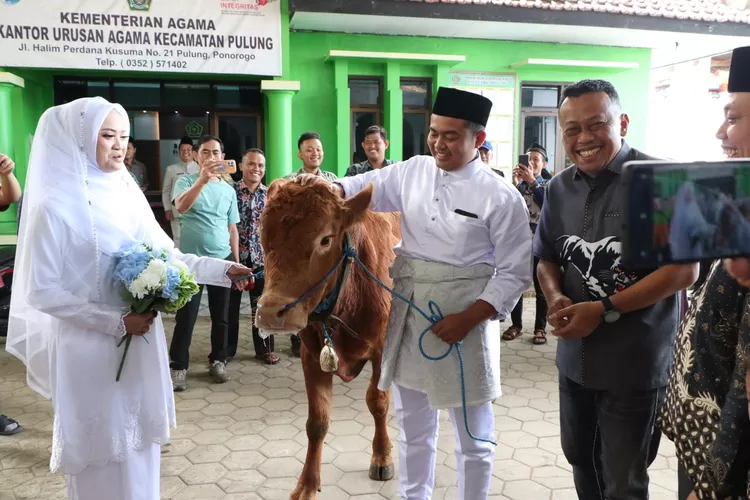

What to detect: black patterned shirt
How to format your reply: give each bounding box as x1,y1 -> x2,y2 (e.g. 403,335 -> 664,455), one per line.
659,261 -> 750,499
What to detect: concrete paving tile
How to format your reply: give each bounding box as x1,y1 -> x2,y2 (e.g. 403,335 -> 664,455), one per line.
502,479 -> 551,500
180,462 -> 228,485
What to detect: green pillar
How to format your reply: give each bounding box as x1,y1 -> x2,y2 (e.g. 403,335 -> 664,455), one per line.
432,63 -> 450,103
384,62 -> 403,161
0,72 -> 24,158
261,80 -> 300,181
333,60 -> 350,177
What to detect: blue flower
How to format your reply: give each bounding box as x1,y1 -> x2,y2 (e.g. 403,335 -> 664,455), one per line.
161,265 -> 182,301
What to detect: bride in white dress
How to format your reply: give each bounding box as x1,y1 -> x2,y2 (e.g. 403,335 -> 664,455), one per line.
5,97 -> 252,500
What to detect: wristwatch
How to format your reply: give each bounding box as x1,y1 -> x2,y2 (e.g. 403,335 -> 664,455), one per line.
600,296 -> 621,323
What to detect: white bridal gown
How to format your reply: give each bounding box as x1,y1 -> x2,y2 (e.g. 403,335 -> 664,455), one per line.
24,204 -> 231,487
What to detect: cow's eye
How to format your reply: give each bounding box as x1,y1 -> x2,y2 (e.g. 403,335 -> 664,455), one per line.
320,236 -> 331,246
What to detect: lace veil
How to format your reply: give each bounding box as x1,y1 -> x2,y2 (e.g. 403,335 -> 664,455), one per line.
6,97 -> 173,399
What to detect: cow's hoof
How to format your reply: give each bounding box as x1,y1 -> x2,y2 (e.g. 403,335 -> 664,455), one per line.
369,463 -> 395,481
289,485 -> 319,500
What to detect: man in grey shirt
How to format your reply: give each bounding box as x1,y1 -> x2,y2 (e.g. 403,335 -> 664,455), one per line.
534,79 -> 698,499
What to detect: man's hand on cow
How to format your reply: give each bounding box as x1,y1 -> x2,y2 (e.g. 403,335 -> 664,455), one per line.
431,313 -> 474,345
723,258 -> 750,287
549,301 -> 603,339
226,263 -> 254,291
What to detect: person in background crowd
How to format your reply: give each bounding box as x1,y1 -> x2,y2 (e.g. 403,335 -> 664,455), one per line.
284,131 -> 337,356
286,131 -> 338,182
478,140 -> 493,165
329,86 -> 532,500
345,125 -> 395,176
161,136 -> 199,248
125,137 -> 148,192
479,140 -> 506,178
502,143 -> 550,345
0,152 -> 22,437
5,97 -> 251,500
169,135 -> 241,390
660,46 -> 750,500
228,148 -> 279,364
535,79 -> 698,499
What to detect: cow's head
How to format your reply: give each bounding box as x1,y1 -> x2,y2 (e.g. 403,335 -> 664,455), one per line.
255,176 -> 373,334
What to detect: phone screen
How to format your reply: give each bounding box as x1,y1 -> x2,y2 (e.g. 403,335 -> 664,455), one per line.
622,159 -> 750,268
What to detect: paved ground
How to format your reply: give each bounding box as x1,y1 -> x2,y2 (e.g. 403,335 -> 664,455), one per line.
0,304 -> 679,499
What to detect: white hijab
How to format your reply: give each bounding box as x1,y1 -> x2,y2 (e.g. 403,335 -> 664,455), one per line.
6,97 -> 173,398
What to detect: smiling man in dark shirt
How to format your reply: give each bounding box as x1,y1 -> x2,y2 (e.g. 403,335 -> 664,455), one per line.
534,79 -> 698,499
345,125 -> 395,176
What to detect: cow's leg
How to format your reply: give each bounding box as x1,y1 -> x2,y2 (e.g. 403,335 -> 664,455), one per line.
366,357 -> 394,481
291,345 -> 333,500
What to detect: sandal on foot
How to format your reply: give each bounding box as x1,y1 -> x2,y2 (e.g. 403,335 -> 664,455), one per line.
264,353 -> 280,365
0,415 -> 23,436
533,329 -> 548,345
502,326 -> 523,341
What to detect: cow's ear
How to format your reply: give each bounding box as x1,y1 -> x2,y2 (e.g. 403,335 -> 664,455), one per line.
267,178 -> 287,200
343,182 -> 373,227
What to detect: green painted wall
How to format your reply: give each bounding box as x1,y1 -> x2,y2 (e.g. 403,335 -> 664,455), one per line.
0,68 -> 54,234
289,32 -> 653,176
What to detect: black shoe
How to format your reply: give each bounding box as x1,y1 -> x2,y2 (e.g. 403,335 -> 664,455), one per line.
291,334 -> 301,357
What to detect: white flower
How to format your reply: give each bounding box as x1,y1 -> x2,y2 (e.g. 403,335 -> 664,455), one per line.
128,275 -> 150,299
127,259 -> 167,299
141,259 -> 167,288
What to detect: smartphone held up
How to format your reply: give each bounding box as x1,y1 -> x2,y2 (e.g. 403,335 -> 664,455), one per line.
215,159 -> 237,174
622,159 -> 750,268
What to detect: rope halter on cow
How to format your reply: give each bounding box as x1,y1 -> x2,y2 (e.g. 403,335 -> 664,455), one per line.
233,234 -> 497,446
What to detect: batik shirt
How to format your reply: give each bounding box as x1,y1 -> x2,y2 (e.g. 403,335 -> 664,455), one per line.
234,182 -> 266,267
659,261 -> 750,499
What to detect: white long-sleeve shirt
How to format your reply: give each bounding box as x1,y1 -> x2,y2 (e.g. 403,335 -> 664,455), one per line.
161,161 -> 198,217
336,154 -> 533,318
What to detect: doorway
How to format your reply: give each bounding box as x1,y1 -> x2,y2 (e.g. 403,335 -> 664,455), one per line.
212,113 -> 263,182
519,83 -> 571,174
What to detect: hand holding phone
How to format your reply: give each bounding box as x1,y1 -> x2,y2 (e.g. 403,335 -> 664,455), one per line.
216,159 -> 237,174
623,159 -> 750,268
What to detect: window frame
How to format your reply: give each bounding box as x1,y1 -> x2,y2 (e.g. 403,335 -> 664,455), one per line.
400,77 -> 432,160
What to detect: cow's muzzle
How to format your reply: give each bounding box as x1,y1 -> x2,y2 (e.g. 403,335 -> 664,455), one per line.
255,294 -> 309,334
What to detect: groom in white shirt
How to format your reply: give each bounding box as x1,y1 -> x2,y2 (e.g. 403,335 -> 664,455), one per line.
330,87 -> 532,499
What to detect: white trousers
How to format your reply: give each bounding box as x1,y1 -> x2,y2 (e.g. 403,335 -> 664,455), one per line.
66,443 -> 161,500
392,384 -> 496,500
169,218 -> 181,249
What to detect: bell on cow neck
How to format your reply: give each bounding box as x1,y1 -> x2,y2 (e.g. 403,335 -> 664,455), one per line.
320,338 -> 339,373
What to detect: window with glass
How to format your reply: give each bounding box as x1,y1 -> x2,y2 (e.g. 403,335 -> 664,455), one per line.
401,79 -> 431,160
349,78 -> 383,164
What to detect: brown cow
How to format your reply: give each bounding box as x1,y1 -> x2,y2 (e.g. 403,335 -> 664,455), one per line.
255,176 -> 400,500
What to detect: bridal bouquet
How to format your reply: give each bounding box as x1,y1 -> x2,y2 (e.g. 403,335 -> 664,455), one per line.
113,243 -> 200,381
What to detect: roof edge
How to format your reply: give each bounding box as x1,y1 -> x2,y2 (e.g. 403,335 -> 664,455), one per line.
289,0 -> 750,37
